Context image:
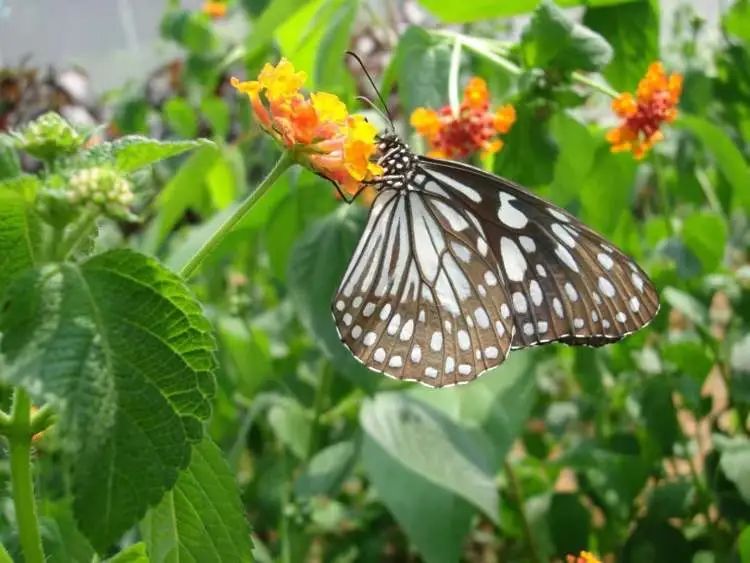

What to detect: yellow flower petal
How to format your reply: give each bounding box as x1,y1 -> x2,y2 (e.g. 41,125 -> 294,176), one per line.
311,92 -> 348,123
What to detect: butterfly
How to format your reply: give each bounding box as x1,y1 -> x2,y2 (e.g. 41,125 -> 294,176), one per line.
330,132 -> 660,388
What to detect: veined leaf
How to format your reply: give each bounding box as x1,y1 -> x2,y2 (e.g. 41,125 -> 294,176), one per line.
0,185 -> 40,296
73,136 -> 212,173
142,437 -> 253,563
0,249 -> 216,551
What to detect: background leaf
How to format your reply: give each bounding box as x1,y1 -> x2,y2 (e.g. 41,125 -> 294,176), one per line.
415,0 -> 642,22
583,0 -> 659,91
0,187 -> 39,296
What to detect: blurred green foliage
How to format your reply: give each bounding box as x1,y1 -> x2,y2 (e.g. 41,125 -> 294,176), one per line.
1,0 -> 750,562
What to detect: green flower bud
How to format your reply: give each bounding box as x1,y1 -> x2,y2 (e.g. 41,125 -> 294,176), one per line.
68,167 -> 136,221
14,112 -> 84,161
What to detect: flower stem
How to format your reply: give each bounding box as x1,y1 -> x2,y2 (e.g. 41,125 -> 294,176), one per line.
58,210 -> 98,260
306,364 -> 333,461
448,36 -> 463,118
570,71 -> 619,98
179,152 -> 295,279
504,459 -> 543,563
6,388 -> 45,563
651,151 -> 674,237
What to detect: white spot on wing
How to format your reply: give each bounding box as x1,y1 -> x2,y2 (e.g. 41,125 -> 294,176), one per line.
529,280 -> 543,306
429,170 -> 482,202
552,223 -> 576,247
373,348 -> 386,363
501,237 -> 527,281
513,292 -> 527,313
555,244 -> 579,272
519,236 -> 536,253
430,331 -> 443,351
497,193 -> 528,228
599,277 -> 616,298
597,253 -> 614,270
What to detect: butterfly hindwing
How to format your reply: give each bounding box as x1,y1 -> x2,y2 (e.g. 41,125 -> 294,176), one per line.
419,157 -> 660,349
332,184 -> 515,387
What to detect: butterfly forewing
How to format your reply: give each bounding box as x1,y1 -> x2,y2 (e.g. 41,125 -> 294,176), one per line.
332,182 -> 515,387
419,157 -> 660,349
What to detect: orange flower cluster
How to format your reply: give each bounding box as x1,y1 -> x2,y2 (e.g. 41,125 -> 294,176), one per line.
607,62 -> 683,159
566,551 -> 601,563
202,1 -> 227,18
232,59 -> 382,194
410,77 -> 516,160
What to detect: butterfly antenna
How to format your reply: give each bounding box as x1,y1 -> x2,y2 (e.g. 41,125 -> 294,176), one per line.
356,95 -> 393,130
346,50 -> 395,131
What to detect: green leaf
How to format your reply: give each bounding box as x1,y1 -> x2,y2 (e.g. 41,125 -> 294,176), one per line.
164,97 -> 199,139
314,0 -> 359,91
0,187 -> 40,297
493,104 -> 558,187
0,134 -> 21,180
294,440 -> 357,498
105,543 -> 149,563
201,97 -> 231,139
361,393 -> 499,523
677,115 -> 750,213
583,0 -> 659,91
75,135 -> 212,174
416,0 -> 639,22
142,144 -> 221,251
681,211 -> 727,273
548,112 -> 597,206
394,26 -> 452,118
287,205 -> 378,389
640,377 -> 680,455
724,0 -> 750,48
580,143 -> 637,234
245,0 -> 311,58
716,436 -> 750,504
142,437 -> 253,562
739,525 -> 750,563
647,479 -> 693,521
622,521 -> 690,562
547,493 -> 590,557
520,0 -> 613,73
662,286 -> 708,326
361,434 -> 474,563
0,249 -> 216,551
267,398 -> 312,459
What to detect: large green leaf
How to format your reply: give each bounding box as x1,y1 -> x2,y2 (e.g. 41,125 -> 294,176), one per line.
360,393 -> 499,523
142,437 -> 253,562
0,134 -> 21,180
583,0 -> 659,91
415,0 -> 639,22
394,26 -> 452,118
287,205 -> 379,389
361,433 -> 474,563
0,186 -> 40,297
677,115 -> 750,213
520,0 -> 613,73
0,250 -> 216,551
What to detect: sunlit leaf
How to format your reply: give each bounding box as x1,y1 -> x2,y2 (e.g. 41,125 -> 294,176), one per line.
416,0 -> 640,23
0,186 -> 40,296
681,211 -> 727,273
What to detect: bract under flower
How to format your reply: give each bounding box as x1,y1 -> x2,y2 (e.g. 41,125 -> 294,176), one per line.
606,61 -> 683,159
231,58 -> 383,195
410,77 -> 516,160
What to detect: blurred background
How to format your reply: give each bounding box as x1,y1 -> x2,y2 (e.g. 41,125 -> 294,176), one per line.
2,1 -> 750,562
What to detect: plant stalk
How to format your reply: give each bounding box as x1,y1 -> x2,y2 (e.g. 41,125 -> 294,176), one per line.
504,459 -> 543,563
651,151 -> 675,237
6,388 -> 45,563
307,364 -> 333,461
58,210 -> 98,260
179,151 -> 295,279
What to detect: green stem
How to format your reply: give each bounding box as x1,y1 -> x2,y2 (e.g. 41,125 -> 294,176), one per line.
651,151 -> 675,237
306,365 -> 333,461
504,459 -> 543,563
58,210 -> 98,260
448,36 -> 463,118
6,389 -> 45,563
179,152 -> 295,279
570,71 -> 619,98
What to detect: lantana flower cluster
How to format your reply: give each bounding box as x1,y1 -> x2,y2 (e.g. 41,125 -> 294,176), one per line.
606,62 -> 683,159
67,167 -> 135,220
231,59 -> 383,195
410,77 -> 516,160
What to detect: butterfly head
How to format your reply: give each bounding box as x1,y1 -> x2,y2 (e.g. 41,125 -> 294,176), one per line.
375,134 -> 417,187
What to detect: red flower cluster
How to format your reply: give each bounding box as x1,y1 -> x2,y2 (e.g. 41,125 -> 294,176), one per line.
607,62 -> 683,159
410,77 -> 516,160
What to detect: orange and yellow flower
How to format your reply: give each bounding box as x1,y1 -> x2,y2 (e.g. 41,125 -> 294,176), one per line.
606,62 -> 683,159
566,551 -> 602,563
202,1 -> 228,18
232,59 -> 382,196
410,77 -> 516,160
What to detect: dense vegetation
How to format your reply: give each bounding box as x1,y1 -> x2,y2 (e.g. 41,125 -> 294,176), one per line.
1,1 -> 750,561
